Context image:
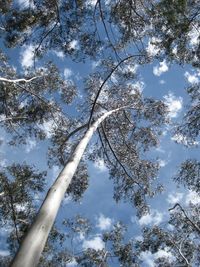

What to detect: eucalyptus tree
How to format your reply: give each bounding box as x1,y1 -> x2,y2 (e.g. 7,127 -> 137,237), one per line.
135,200 -> 200,267
0,47 -> 168,266
0,163 -> 46,253
38,215 -> 140,267
0,163 -> 70,267
0,0 -> 192,266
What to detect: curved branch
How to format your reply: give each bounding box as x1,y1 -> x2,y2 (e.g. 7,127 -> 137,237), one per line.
169,203 -> 200,234
101,123 -> 142,188
88,54 -> 145,126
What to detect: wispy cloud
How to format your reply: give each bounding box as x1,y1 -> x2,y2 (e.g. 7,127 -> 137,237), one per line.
64,68 -> 73,79
153,60 -> 169,76
53,50 -> 65,60
146,37 -> 161,56
94,159 -> 107,172
140,248 -> 174,267
0,249 -> 10,256
185,190 -> 200,205
20,44 -> 35,69
163,92 -> 182,118
16,0 -> 35,9
82,236 -> 105,250
96,214 -> 112,231
138,210 -> 164,226
184,71 -> 199,85
25,138 -> 37,153
167,192 -> 183,205
66,258 -> 78,266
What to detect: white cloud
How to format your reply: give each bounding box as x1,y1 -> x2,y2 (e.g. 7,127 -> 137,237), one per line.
20,44 -> 35,68
138,210 -> 163,226
63,196 -> 72,206
0,159 -> 7,168
124,64 -> 138,74
163,93 -> 182,118
140,248 -> 174,267
15,203 -> 28,212
159,80 -> 166,85
158,159 -> 167,167
53,50 -> 65,59
94,159 -> 107,172
87,0 -> 97,6
156,146 -> 166,153
17,0 -> 35,9
0,249 -> 10,256
96,214 -> 112,231
146,37 -> 161,56
185,190 -> 200,205
64,68 -> 73,79
25,138 -> 37,153
91,60 -> 101,69
184,71 -> 199,85
82,236 -> 105,251
153,60 -> 169,76
130,80 -> 145,93
167,192 -> 183,205
140,251 -> 154,267
69,40 -> 79,50
52,165 -> 60,178
38,120 -> 55,138
188,26 -> 199,48
66,258 -> 78,266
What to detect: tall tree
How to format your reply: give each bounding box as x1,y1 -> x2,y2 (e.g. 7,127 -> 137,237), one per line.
2,0 -> 199,266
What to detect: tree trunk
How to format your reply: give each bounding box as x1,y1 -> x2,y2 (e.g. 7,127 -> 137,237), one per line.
10,107 -> 127,267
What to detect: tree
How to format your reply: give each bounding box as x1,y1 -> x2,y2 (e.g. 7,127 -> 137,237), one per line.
1,1 -> 199,266
135,201 -> 200,266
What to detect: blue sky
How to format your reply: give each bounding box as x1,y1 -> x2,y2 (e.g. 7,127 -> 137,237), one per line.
0,2 -> 200,265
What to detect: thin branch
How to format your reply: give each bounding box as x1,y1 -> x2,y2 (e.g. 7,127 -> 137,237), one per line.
101,123 -> 142,188
33,21 -> 58,68
15,83 -> 57,110
169,203 -> 200,234
88,54 -> 145,126
98,0 -> 121,61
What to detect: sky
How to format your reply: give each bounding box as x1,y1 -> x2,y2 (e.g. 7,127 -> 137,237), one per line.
0,1 -> 200,266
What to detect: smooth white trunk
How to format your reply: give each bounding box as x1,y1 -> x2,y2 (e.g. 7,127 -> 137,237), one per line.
10,107 -> 126,267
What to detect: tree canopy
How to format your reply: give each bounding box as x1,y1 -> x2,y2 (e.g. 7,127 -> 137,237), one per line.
0,0 -> 200,266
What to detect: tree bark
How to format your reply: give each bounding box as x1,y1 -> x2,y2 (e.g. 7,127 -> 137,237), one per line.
10,107 -> 127,267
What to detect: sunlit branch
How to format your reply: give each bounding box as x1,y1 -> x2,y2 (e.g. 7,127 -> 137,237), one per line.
170,237 -> 190,267
0,76 -> 40,83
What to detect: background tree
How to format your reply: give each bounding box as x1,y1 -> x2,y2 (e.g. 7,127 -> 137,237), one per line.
0,163 -> 70,267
